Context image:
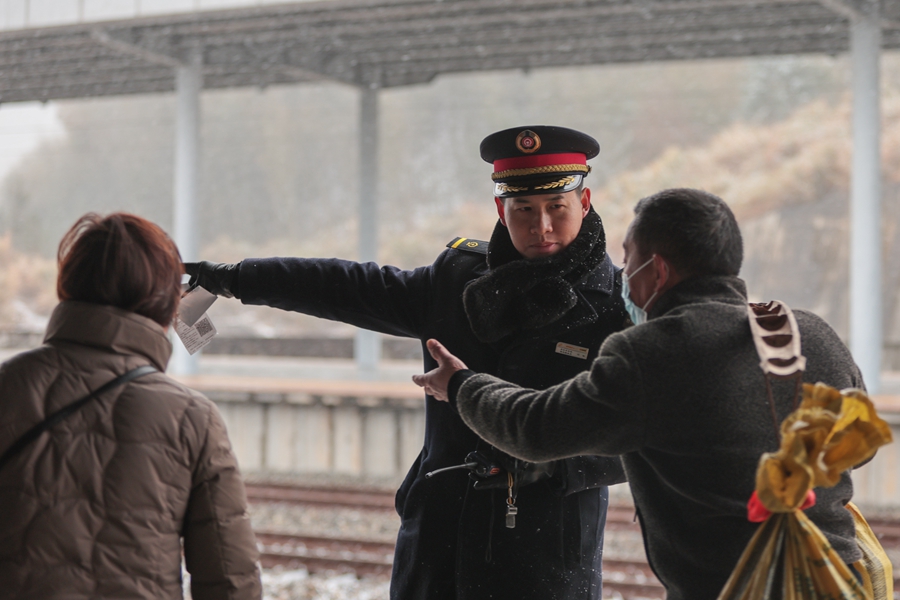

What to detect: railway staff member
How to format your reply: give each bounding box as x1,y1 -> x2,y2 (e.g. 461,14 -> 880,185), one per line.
185,125 -> 631,600
414,188 -> 867,600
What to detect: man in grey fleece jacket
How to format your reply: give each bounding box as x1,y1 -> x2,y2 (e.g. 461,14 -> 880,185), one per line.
414,188 -> 867,600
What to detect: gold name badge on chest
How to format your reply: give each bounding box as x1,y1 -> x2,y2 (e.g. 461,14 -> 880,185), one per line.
555,342 -> 589,360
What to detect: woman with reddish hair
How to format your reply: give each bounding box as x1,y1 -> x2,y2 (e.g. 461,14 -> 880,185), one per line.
0,213 -> 261,600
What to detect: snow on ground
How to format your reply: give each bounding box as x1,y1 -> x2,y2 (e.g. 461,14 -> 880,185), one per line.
249,501 -> 400,542
182,567 -> 389,600
261,569 -> 390,600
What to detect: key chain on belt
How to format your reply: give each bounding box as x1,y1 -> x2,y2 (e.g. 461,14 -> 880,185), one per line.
506,472 -> 518,528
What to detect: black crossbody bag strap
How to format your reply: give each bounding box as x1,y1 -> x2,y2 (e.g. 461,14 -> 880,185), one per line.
0,364 -> 158,472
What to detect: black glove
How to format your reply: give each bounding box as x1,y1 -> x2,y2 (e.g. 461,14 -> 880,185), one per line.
472,451 -> 556,491
183,261 -> 242,299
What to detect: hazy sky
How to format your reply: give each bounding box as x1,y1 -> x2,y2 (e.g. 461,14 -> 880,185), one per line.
0,102 -> 65,181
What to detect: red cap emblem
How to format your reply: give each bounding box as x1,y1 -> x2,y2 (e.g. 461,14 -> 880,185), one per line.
515,130 -> 541,154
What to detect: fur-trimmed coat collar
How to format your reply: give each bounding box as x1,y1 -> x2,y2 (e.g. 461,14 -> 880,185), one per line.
463,207 -> 607,343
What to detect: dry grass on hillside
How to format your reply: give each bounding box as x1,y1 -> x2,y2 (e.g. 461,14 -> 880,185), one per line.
596,89 -> 900,253
0,235 -> 58,329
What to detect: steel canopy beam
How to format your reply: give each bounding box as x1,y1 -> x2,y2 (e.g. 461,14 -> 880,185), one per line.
2,0 -> 899,102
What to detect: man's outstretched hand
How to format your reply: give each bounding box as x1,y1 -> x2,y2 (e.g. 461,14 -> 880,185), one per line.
412,339 -> 468,401
183,261 -> 241,299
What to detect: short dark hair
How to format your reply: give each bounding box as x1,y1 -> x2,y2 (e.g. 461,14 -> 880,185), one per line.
630,188 -> 743,278
57,213 -> 183,327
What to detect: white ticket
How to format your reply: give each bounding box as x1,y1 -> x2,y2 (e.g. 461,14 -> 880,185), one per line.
174,312 -> 217,355
178,285 -> 218,327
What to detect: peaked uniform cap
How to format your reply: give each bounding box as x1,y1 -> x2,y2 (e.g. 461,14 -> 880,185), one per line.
480,125 -> 600,197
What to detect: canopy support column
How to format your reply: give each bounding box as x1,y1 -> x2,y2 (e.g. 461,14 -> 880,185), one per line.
849,3 -> 882,393
170,48 -> 203,376
355,85 -> 381,377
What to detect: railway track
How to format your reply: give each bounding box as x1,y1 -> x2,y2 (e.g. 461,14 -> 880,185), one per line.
247,482 -> 666,597
256,530 -> 666,598
256,531 -> 395,577
246,482 -> 396,511
248,482 -> 900,599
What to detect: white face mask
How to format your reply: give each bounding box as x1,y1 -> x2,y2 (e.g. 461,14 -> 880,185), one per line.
621,256 -> 657,325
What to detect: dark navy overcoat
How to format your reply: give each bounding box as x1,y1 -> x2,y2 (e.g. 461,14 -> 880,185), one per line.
239,243 -> 630,600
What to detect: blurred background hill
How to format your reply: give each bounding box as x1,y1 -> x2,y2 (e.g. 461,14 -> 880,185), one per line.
597,90 -> 900,346
1,52 -> 898,361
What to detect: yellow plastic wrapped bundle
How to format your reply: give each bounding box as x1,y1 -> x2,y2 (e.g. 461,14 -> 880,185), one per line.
717,383 -> 893,600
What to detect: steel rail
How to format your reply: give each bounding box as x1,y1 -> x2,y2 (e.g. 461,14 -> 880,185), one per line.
246,482 -> 397,511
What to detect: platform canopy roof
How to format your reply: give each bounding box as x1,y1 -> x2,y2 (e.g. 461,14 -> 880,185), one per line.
2,0 -> 900,102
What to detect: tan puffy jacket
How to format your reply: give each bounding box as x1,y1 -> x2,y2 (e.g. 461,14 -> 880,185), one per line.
0,301 -> 261,599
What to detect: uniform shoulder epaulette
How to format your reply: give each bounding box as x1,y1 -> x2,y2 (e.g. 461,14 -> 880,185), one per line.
446,237 -> 489,255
